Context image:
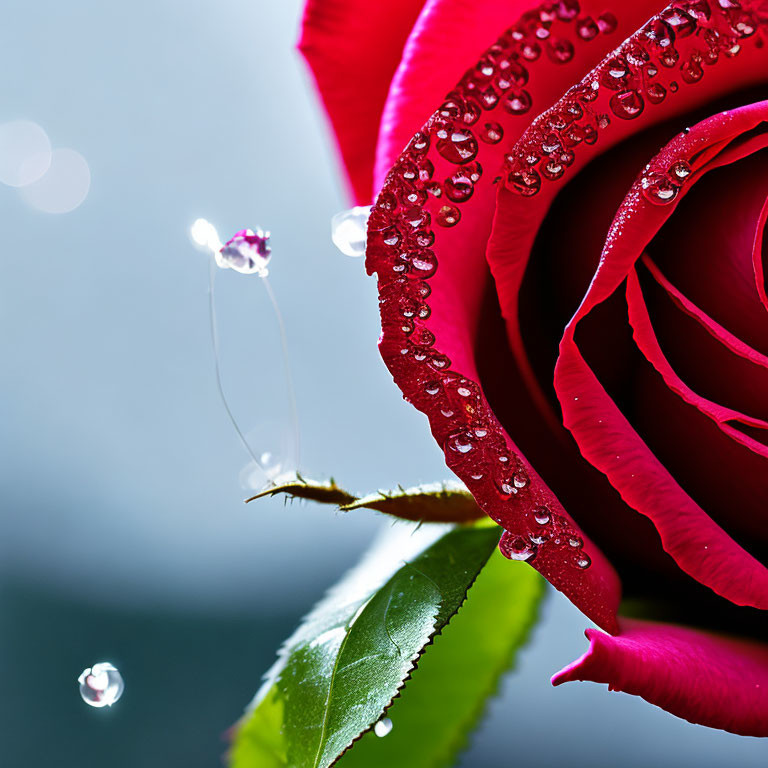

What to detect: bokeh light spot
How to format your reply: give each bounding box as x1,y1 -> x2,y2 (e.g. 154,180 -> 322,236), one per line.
0,120 -> 52,187
19,148 -> 90,213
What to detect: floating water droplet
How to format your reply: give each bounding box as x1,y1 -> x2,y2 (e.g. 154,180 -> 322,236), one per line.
78,662 -> 124,708
331,205 -> 372,258
217,229 -> 272,275
374,717 -> 393,738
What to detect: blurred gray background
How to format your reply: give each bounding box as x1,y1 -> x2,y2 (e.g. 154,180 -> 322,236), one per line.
0,1 -> 765,765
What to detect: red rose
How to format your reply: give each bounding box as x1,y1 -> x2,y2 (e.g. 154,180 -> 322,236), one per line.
300,0 -> 768,735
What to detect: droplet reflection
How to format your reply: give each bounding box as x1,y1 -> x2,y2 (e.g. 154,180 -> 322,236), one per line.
331,206 -> 371,257
78,662 -> 124,708
374,717 -> 393,738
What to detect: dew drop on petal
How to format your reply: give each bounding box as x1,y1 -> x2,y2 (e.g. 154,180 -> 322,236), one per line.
500,532 -> 538,562
78,662 -> 124,708
331,206 -> 372,258
575,553 -> 592,569
436,205 -> 461,227
374,717 -> 393,738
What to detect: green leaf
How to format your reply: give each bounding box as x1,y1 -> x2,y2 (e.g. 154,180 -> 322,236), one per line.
337,551 -> 545,768
230,523 -> 501,768
245,477 -> 356,507
339,482 -> 484,524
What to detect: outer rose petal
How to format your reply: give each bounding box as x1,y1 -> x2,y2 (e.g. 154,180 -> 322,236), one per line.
298,0 -> 426,203
552,618 -> 768,737
556,101 -> 768,609
366,0 -> 676,633
374,0 -> 556,191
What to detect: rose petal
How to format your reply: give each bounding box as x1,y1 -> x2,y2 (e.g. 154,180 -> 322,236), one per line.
552,618 -> 768,736
298,0 -> 427,203
373,0 -> 525,192
626,267 -> 768,457
643,253 -> 768,388
555,102 -> 768,609
754,192 -> 768,311
367,0 -> 671,632
486,2 -> 768,414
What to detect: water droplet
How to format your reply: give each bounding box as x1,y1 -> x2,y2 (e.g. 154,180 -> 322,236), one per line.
506,166 -> 541,196
669,159 -> 692,179
436,205 -> 461,227
575,553 -> 592,569
547,38 -> 575,63
411,249 -> 438,276
534,507 -> 551,525
429,352 -> 451,370
78,662 -> 124,708
331,206 -> 372,258
480,121 -> 504,144
641,173 -> 679,205
660,7 -> 696,37
504,90 -> 532,115
643,18 -> 675,49
218,229 -> 272,275
500,533 -> 538,562
444,170 -> 475,203
646,82 -> 667,104
681,54 -> 704,83
374,717 -> 393,738
609,89 -> 644,120
446,430 -> 476,454
513,472 -> 529,488
568,535 -> 583,548
597,12 -> 618,33
436,128 -> 479,163
576,16 -> 599,40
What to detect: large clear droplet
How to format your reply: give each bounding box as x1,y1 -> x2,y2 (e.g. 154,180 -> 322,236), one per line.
374,717 -> 393,738
217,229 -> 272,276
78,662 -> 124,708
331,206 -> 371,257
